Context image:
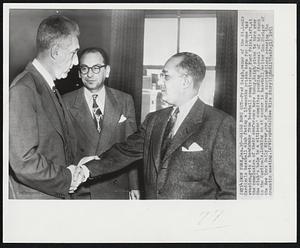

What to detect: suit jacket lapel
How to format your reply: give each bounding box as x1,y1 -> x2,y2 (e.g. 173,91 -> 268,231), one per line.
151,107 -> 173,172
161,99 -> 205,166
27,63 -> 65,142
96,87 -> 122,154
69,87 -> 99,147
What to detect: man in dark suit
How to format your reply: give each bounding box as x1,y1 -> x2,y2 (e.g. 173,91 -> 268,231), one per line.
9,15 -> 82,199
63,47 -> 140,199
77,52 -> 236,199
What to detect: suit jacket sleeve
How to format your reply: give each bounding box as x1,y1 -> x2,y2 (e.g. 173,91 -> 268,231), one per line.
124,95 -> 139,190
9,84 -> 72,198
212,115 -> 236,199
86,113 -> 152,178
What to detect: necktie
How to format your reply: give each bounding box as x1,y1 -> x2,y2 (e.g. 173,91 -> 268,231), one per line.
92,94 -> 103,133
52,86 -> 73,164
160,107 -> 180,161
52,86 -> 64,114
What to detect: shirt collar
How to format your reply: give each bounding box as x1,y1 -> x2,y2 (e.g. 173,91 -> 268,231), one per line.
32,59 -> 55,89
84,86 -> 106,103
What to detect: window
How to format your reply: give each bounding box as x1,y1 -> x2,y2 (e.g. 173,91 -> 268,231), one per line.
141,11 -> 217,122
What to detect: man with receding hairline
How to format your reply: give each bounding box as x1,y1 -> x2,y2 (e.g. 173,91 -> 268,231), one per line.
75,52 -> 236,199
9,15 -> 84,199
63,47 -> 140,200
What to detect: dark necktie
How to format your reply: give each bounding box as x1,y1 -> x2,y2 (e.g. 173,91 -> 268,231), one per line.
160,107 -> 180,161
92,94 -> 103,133
52,86 -> 73,164
52,86 -> 65,116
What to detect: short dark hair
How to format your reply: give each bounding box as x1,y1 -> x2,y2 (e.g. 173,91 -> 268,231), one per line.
172,52 -> 206,88
36,15 -> 79,53
79,47 -> 109,65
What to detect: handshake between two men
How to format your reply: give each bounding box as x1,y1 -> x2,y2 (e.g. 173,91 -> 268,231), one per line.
67,156 -> 100,193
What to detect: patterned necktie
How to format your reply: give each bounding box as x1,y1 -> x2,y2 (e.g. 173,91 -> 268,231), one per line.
160,107 -> 180,161
92,94 -> 103,133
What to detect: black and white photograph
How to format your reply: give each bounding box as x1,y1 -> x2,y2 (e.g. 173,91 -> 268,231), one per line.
3,3 -> 296,243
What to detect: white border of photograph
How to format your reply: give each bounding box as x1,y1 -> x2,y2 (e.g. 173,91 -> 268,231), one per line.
3,3 -> 296,242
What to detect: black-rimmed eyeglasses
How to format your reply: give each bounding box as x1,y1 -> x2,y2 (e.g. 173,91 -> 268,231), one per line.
79,65 -> 106,74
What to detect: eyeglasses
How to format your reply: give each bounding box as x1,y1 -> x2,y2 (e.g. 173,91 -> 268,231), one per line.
79,65 -> 106,74
159,72 -> 186,81
159,73 -> 171,81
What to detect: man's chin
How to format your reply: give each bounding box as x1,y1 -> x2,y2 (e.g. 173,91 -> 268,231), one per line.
84,86 -> 101,92
56,73 -> 68,80
61,73 -> 68,79
162,95 -> 171,104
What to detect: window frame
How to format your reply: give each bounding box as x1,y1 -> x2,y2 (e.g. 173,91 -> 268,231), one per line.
143,10 -> 217,71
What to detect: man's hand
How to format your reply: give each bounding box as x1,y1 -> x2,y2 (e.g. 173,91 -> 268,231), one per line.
68,165 -> 86,193
68,156 -> 100,193
129,190 -> 140,200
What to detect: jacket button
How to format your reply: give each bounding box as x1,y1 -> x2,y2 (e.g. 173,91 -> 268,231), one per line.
113,180 -> 118,184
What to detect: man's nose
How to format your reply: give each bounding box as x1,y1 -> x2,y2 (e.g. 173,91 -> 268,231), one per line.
73,54 -> 79,66
87,68 -> 94,77
157,77 -> 165,87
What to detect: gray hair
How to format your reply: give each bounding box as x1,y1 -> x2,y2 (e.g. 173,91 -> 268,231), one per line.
36,15 -> 80,53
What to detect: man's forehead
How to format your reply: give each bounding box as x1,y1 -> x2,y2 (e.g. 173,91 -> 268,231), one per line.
80,52 -> 104,65
70,35 -> 80,50
62,35 -> 79,51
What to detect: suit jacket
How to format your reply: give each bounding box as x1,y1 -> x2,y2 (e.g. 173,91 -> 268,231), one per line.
86,98 -> 236,199
63,86 -> 139,199
9,63 -> 76,199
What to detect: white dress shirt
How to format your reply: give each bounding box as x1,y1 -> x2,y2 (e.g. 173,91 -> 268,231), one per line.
172,95 -> 199,136
32,59 -> 55,89
84,86 -> 106,117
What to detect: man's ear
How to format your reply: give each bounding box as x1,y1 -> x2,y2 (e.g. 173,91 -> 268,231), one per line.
50,44 -> 60,60
78,70 -> 81,79
182,74 -> 193,89
105,65 -> 111,78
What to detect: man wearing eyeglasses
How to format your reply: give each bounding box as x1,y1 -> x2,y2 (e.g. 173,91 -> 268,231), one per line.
75,52 -> 236,200
63,47 -> 140,200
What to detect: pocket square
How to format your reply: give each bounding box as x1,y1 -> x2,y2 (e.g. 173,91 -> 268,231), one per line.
182,142 -> 203,152
118,114 -> 127,123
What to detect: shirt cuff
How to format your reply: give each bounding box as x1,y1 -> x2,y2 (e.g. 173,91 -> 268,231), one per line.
67,165 -> 75,180
79,164 -> 90,182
